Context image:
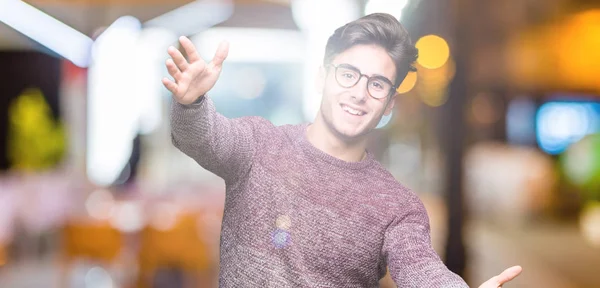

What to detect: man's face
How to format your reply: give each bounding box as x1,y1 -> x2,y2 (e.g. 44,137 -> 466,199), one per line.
318,44 -> 397,142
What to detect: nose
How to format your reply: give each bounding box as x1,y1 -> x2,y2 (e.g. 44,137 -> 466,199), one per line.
350,76 -> 369,102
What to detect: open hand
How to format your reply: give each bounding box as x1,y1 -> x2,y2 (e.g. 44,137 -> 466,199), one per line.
162,36 -> 229,105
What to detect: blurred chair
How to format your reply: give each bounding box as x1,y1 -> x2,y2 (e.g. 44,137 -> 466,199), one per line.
62,221 -> 122,262
0,242 -> 6,268
136,212 -> 212,288
60,220 -> 123,287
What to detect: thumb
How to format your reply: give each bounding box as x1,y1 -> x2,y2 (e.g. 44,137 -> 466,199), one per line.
480,266 -> 522,288
211,41 -> 229,67
496,266 -> 522,284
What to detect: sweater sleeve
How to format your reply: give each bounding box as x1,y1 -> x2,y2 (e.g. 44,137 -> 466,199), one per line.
382,197 -> 469,288
170,95 -> 269,183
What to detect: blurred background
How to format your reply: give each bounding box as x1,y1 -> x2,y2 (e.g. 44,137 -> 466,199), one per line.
0,0 -> 600,287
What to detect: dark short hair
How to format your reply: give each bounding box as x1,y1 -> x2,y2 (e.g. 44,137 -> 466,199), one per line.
324,13 -> 418,87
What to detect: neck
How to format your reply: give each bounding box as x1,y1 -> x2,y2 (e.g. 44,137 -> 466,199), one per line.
305,115 -> 368,163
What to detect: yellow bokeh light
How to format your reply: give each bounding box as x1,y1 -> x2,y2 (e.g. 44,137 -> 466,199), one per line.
414,56 -> 455,107
506,9 -> 600,92
416,35 -> 450,69
556,9 -> 600,91
419,87 -> 448,107
396,72 -> 417,94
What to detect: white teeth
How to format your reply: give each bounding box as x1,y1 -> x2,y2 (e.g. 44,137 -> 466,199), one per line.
342,105 -> 365,116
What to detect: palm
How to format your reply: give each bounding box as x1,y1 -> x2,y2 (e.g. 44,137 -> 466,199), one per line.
162,36 -> 229,105
478,266 -> 522,288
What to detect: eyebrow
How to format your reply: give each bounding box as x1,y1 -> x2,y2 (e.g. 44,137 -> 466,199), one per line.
337,63 -> 394,84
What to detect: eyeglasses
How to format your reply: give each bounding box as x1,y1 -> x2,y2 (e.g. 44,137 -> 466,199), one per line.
327,63 -> 396,99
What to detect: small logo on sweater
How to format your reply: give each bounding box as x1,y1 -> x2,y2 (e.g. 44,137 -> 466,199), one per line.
272,214 -> 292,249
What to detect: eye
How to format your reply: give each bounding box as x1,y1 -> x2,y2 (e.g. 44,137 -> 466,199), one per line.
370,80 -> 385,90
342,72 -> 356,79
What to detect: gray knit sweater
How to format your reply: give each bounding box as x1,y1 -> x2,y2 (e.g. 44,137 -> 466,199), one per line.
170,96 -> 469,287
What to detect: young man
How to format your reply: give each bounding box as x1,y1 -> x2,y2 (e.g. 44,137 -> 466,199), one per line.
164,13 -> 522,288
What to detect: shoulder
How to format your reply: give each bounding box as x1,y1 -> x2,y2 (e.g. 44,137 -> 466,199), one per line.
367,163 -> 428,220
367,161 -> 412,196
230,116 -> 277,137
276,122 -> 308,139
264,122 -> 308,144
234,118 -> 307,146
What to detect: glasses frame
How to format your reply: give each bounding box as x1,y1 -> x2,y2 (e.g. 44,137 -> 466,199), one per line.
327,63 -> 397,100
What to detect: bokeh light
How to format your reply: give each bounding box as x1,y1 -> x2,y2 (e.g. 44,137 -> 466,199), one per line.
555,9 -> 600,92
271,229 -> 291,249
109,202 -> 144,233
85,189 -> 115,220
150,202 -> 180,231
471,92 -> 500,125
415,58 -> 455,107
415,35 -> 450,69
506,9 -> 600,93
364,0 -> 409,20
84,266 -> 114,288
276,215 -> 291,230
537,102 -> 600,155
506,98 -> 537,145
419,88 -> 448,107
580,202 -> 600,248
561,134 -> 600,200
396,71 -> 417,94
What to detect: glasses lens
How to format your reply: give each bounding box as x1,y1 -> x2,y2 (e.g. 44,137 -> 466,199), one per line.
368,78 -> 393,99
335,66 -> 360,88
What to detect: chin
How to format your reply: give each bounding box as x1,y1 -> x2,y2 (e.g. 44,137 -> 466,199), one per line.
331,121 -> 371,141
319,104 -> 375,141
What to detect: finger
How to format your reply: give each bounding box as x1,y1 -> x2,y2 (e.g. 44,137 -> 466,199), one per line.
167,46 -> 189,71
494,266 -> 522,285
179,36 -> 201,63
166,59 -> 182,80
162,77 -> 178,95
211,41 -> 229,67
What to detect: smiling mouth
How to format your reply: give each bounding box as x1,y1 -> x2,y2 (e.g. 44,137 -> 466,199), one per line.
340,104 -> 366,116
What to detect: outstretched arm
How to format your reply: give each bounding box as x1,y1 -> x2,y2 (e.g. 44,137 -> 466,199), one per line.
166,36 -> 264,183
383,197 -> 522,287
382,200 -> 469,287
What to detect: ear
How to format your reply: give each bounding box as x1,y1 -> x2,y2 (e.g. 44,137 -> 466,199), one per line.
384,94 -> 397,116
315,66 -> 326,93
